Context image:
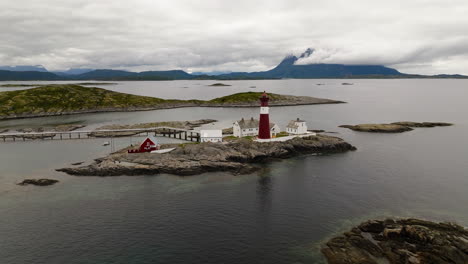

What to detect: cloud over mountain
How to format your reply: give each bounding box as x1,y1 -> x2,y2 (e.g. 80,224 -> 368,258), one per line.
1,0 -> 468,74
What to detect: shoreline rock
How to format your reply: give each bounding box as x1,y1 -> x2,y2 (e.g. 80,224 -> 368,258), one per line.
57,135 -> 356,177
16,124 -> 85,133
391,121 -> 453,128
322,218 -> 468,264
88,119 -> 216,138
340,121 -> 453,133
18,179 -> 59,186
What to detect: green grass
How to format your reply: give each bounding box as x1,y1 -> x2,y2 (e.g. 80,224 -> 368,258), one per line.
208,92 -> 284,104
0,84 -> 181,116
0,85 -> 302,118
275,131 -> 290,138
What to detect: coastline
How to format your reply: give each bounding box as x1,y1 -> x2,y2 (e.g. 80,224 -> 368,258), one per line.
57,135 -> 356,177
0,100 -> 345,121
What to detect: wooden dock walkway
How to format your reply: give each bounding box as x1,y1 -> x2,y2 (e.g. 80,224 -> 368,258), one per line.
0,127 -> 201,142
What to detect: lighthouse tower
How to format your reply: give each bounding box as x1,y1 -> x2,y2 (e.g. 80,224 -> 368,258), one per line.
258,91 -> 271,139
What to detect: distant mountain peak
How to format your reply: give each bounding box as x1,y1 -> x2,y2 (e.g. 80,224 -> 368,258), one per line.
278,54 -> 298,66
0,65 -> 48,72
299,48 -> 314,58
278,48 -> 315,67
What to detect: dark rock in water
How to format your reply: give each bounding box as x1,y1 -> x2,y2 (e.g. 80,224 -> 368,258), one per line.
342,83 -> 353,85
208,83 -> 231,86
71,162 -> 84,166
18,179 -> 59,186
310,129 -> 325,133
322,218 -> 468,264
340,121 -> 453,133
57,135 -> 356,177
339,124 -> 413,133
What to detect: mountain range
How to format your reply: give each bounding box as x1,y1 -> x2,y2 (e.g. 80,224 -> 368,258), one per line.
0,49 -> 466,81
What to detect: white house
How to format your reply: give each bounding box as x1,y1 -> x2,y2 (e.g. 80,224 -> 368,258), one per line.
286,118 -> 308,135
200,130 -> 223,143
233,117 -> 280,138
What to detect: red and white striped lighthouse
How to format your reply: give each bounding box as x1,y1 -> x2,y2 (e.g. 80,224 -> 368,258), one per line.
258,91 -> 271,139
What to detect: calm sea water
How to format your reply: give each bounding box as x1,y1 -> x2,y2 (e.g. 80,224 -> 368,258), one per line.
0,79 -> 467,264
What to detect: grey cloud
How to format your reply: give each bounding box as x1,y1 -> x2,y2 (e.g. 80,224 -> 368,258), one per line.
1,0 -> 468,74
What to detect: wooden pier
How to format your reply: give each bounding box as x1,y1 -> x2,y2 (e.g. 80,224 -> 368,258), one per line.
0,127 -> 201,143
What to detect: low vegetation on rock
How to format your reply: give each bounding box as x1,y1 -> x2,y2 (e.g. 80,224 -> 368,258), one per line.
340,121 -> 453,133
322,218 -> 468,264
339,124 -> 414,133
0,85 -> 344,119
88,119 -> 216,137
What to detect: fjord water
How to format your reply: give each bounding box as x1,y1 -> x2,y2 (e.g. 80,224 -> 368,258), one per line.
0,79 -> 467,264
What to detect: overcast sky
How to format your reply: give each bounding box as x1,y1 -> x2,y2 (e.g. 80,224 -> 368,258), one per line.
1,0 -> 468,74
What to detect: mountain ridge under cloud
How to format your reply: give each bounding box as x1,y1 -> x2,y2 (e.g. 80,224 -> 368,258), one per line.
0,49 -> 466,81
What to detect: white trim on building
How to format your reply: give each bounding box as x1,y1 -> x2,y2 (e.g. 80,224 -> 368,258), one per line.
200,130 -> 223,143
286,118 -> 308,135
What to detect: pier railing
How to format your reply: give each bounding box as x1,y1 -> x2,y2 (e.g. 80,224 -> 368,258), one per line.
0,127 -> 201,142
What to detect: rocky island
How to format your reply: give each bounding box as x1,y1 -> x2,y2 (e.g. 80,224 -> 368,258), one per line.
57,135 -> 356,176
88,119 -> 216,137
18,179 -> 59,186
322,218 -> 468,264
340,121 -> 453,133
0,84 -> 344,120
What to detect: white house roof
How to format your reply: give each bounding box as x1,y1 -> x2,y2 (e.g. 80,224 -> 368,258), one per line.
287,118 -> 306,129
200,130 -> 222,138
236,117 -> 277,130
236,118 -> 259,129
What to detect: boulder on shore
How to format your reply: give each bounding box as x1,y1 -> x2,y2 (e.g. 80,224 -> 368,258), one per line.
322,218 -> 468,264
18,179 -> 59,186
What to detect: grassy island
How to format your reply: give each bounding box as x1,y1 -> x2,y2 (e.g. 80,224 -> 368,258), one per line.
0,84 -> 344,120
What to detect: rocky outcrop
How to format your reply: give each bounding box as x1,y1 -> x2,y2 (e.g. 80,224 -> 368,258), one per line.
339,124 -> 413,133
57,135 -> 356,177
16,124 -> 85,133
88,119 -> 217,137
322,218 -> 468,264
18,179 -> 59,186
340,121 -> 453,133
391,121 -> 453,128
208,83 -> 231,86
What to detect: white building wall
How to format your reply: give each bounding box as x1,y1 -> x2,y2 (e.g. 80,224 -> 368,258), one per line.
201,137 -> 222,143
233,123 -> 241,137
297,122 -> 308,134
270,124 -> 280,136
242,128 -> 258,137
287,122 -> 307,135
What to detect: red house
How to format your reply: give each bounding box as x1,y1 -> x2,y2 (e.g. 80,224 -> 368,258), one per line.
128,136 -> 160,153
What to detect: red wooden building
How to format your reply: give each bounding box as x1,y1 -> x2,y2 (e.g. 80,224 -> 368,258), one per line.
128,136 -> 160,153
